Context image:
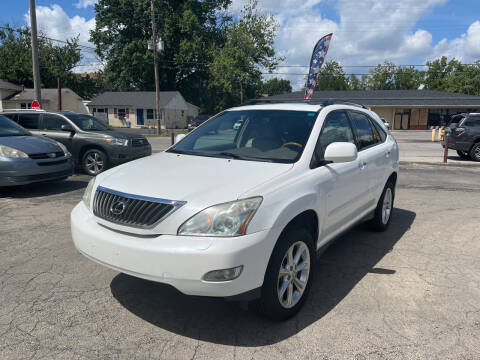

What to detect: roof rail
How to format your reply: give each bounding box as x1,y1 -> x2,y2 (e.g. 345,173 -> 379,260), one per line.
240,98 -> 368,109
0,109 -> 46,112
321,99 -> 368,109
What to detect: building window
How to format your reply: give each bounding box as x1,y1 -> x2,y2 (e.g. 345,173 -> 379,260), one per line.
118,108 -> 126,120
147,109 -> 154,120
181,110 -> 185,117
20,103 -> 32,109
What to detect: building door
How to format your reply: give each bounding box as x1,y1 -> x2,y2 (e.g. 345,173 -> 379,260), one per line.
136,109 -> 144,126
394,109 -> 411,130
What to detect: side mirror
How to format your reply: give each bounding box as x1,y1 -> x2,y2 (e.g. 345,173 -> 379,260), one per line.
61,124 -> 75,133
175,134 -> 186,144
324,142 -> 358,163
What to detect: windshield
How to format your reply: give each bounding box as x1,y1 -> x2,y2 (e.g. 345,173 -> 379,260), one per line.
169,110 -> 318,163
0,115 -> 30,137
63,113 -> 111,131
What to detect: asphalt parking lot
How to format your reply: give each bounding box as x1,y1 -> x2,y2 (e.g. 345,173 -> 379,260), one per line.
1,133 -> 479,359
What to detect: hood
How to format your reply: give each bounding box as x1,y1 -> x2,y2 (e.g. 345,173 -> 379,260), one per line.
98,152 -> 292,207
0,135 -> 61,155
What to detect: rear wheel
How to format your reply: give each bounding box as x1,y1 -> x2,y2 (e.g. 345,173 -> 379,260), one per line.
368,180 -> 394,232
82,149 -> 108,175
457,150 -> 471,160
470,143 -> 480,162
252,228 -> 314,321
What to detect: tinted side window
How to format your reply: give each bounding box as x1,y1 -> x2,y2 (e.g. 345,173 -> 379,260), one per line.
17,114 -> 40,129
464,118 -> 480,127
315,111 -> 355,160
42,114 -> 69,130
371,120 -> 387,142
349,112 -> 376,150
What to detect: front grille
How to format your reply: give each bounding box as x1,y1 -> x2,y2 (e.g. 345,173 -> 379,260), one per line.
131,138 -> 149,147
93,187 -> 183,228
7,169 -> 72,183
37,159 -> 68,166
29,151 -> 64,159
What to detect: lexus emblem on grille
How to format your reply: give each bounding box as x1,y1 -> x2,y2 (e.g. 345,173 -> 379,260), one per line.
47,153 -> 56,158
110,201 -> 126,215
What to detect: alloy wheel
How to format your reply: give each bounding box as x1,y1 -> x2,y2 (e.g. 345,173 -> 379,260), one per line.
382,187 -> 393,224
277,241 -> 310,309
85,151 -> 105,175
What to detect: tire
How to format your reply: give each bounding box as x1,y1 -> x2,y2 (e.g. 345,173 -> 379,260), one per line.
82,149 -> 109,175
469,143 -> 480,162
252,227 -> 314,321
457,150 -> 471,160
368,180 -> 395,232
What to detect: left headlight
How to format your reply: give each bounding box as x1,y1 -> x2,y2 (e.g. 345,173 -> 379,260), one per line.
106,137 -> 128,146
82,177 -> 96,210
0,145 -> 28,158
178,197 -> 262,237
56,142 -> 71,155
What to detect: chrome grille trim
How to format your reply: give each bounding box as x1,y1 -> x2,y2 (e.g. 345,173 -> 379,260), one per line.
93,186 -> 186,229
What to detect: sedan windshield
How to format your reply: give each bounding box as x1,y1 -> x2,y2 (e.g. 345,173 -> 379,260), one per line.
63,113 -> 110,131
0,115 -> 30,137
169,110 -> 317,163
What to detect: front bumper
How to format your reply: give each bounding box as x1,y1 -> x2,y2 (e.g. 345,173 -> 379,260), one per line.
71,201 -> 280,297
0,156 -> 74,186
108,145 -> 152,165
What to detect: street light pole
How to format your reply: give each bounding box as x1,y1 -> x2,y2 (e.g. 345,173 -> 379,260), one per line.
151,0 -> 162,135
29,0 -> 42,107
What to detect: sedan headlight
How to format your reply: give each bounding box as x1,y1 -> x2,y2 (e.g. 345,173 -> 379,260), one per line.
82,177 -> 96,209
56,142 -> 71,155
0,145 -> 28,158
178,197 -> 262,237
106,137 -> 128,146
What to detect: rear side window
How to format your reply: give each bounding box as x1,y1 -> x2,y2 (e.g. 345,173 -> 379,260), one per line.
17,114 -> 40,129
463,118 -> 480,127
371,120 -> 387,142
42,114 -> 70,130
349,112 -> 376,150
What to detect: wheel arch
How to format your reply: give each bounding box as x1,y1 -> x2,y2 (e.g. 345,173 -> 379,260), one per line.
79,144 -> 108,162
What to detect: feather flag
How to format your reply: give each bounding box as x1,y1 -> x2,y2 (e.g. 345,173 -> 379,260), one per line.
304,33 -> 333,99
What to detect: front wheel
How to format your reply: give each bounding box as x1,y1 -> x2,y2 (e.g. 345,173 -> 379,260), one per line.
82,149 -> 108,175
252,228 -> 314,321
368,180 -> 395,232
470,143 -> 480,162
457,150 -> 471,160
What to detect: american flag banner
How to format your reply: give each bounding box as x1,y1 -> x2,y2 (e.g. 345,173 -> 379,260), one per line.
304,33 -> 333,100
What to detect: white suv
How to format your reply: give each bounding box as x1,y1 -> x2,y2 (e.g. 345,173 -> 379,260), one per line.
71,102 -> 399,320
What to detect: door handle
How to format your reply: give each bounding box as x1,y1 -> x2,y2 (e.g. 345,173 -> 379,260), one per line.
386,151 -> 391,158
359,161 -> 367,169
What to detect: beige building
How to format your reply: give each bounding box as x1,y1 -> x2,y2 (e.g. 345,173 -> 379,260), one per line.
0,80 -> 23,112
87,91 -> 199,129
1,85 -> 88,114
264,90 -> 480,129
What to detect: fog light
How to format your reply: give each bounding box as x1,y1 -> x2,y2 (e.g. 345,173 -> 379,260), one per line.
203,266 -> 243,282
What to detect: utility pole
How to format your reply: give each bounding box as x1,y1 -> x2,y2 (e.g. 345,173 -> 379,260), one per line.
151,0 -> 162,135
29,0 -> 42,107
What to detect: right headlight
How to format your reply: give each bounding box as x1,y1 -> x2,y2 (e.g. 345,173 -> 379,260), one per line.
0,145 -> 29,158
178,197 -> 262,237
82,177 -> 96,209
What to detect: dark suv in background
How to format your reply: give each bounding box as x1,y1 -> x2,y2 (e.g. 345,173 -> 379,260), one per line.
444,113 -> 480,161
2,110 -> 152,175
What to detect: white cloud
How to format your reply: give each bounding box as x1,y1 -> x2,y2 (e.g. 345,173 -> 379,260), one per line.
75,0 -> 98,9
232,0 -> 479,89
24,4 -> 99,73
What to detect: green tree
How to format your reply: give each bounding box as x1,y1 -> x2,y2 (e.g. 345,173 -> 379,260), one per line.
393,67 -> 424,90
208,0 -> 281,111
260,77 -> 292,95
0,25 -> 102,99
348,74 -> 366,90
91,0 -> 231,112
367,61 -> 397,90
314,61 -> 350,91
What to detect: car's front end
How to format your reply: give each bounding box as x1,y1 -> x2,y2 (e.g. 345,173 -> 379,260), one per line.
0,116 -> 74,186
106,135 -> 152,166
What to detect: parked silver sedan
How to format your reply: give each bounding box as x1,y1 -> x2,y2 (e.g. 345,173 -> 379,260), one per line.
0,115 -> 74,186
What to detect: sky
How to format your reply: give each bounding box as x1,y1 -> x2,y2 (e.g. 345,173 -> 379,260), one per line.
1,0 -> 479,90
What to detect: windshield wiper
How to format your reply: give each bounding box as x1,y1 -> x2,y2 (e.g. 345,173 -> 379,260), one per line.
218,152 -> 244,159
218,152 -> 274,162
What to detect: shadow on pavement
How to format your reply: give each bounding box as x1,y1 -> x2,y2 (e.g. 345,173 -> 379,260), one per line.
0,178 -> 88,198
110,208 -> 416,346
